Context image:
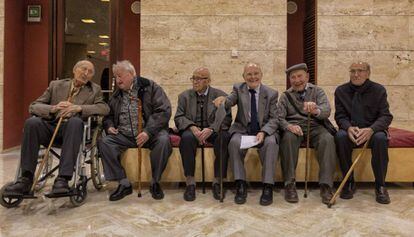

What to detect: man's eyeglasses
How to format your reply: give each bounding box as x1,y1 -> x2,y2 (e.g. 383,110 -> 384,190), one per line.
190,77 -> 209,82
349,69 -> 367,75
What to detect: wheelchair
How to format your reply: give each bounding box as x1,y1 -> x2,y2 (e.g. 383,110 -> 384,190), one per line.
0,116 -> 106,208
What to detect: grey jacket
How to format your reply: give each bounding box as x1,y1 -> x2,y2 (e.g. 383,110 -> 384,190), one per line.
29,78 -> 109,119
277,83 -> 331,130
225,82 -> 279,135
103,77 -> 171,139
174,87 -> 232,132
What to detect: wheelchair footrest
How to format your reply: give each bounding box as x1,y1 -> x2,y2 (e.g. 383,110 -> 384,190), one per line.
44,189 -> 77,198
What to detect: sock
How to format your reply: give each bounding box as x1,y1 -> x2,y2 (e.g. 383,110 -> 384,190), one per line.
120,178 -> 131,187
186,176 -> 195,186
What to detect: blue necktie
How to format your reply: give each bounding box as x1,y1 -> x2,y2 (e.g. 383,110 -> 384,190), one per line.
249,89 -> 259,135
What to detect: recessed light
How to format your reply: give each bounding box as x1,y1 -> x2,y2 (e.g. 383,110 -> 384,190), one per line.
99,42 -> 109,46
99,35 -> 109,39
87,50 -> 96,54
81,19 -> 96,24
101,0 -> 110,2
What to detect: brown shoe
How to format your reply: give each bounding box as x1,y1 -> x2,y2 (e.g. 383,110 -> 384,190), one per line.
320,184 -> 333,205
284,183 -> 298,203
375,186 -> 391,204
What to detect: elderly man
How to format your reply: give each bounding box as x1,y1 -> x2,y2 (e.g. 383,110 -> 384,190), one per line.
99,60 -> 172,201
214,62 -> 279,206
277,63 -> 336,204
335,61 -> 393,204
4,60 -> 109,195
174,67 -> 232,201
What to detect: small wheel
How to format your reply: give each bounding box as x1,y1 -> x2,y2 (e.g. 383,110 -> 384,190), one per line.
90,128 -> 105,190
0,182 -> 24,208
70,178 -> 88,207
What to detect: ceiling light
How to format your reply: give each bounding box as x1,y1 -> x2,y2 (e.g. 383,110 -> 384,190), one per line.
87,50 -> 96,54
81,19 -> 96,24
99,35 -> 109,39
101,0 -> 110,2
99,42 -> 109,46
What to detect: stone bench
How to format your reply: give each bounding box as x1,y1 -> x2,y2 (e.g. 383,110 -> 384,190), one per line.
121,128 -> 414,183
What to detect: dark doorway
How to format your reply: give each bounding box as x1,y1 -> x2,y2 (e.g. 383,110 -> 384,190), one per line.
286,0 -> 317,88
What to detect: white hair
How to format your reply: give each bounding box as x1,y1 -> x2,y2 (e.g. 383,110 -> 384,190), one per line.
73,60 -> 95,76
112,60 -> 136,76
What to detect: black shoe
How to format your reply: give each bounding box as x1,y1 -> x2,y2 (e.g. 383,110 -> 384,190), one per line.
212,183 -> 225,200
109,184 -> 133,201
340,181 -> 356,200
52,177 -> 70,194
284,183 -> 299,203
320,183 -> 333,205
4,177 -> 33,195
234,180 -> 247,205
260,183 -> 273,206
150,183 -> 164,200
184,184 -> 196,202
375,186 -> 391,204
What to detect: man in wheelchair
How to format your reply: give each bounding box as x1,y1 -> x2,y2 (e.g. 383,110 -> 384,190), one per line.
4,60 -> 109,196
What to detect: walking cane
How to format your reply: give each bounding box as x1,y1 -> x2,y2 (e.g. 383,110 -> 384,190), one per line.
136,97 -> 143,198
30,86 -> 78,193
218,130 -> 224,202
328,139 -> 370,208
304,112 -> 311,198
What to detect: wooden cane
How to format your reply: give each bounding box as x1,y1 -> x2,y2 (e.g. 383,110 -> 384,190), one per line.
328,139 -> 370,208
137,97 -> 143,198
30,86 -> 78,193
303,112 -> 311,198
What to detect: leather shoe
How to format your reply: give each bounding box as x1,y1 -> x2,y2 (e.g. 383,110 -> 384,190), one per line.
340,181 -> 356,199
109,184 -> 132,201
260,183 -> 273,206
52,177 -> 70,194
183,184 -> 196,201
234,180 -> 247,204
375,186 -> 391,204
284,183 -> 298,203
4,177 -> 33,195
212,183 -> 225,200
150,183 -> 164,200
320,183 -> 333,205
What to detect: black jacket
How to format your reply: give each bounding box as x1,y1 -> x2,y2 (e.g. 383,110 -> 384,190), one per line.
103,77 -> 171,139
334,79 -> 393,132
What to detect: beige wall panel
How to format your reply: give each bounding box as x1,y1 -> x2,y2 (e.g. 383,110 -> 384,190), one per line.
318,16 -> 409,51
318,0 -> 414,16
238,16 -> 286,50
386,86 -> 410,120
410,16 -> 414,50
142,0 -> 286,16
141,16 -> 239,51
317,51 -> 414,87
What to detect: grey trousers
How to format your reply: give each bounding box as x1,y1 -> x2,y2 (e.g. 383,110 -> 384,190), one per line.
228,133 -> 279,184
280,125 -> 336,187
21,116 -> 84,178
98,129 -> 172,182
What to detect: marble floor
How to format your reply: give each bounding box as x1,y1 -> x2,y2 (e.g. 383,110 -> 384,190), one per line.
1,149 -> 414,237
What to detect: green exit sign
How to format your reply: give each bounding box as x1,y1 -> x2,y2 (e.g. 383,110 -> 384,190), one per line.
27,5 -> 41,22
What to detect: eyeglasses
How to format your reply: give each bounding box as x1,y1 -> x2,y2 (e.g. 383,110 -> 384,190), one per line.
349,69 -> 367,75
190,77 -> 209,82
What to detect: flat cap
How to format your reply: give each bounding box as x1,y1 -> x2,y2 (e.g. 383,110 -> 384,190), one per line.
286,63 -> 308,76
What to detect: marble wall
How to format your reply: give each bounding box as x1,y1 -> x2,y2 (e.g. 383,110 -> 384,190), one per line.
317,0 -> 414,130
0,0 -> 4,151
140,0 -> 287,126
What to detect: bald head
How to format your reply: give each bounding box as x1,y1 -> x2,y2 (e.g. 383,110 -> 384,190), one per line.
242,62 -> 262,89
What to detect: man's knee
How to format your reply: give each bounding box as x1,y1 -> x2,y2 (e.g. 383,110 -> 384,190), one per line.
281,131 -> 297,143
66,117 -> 83,129
180,130 -> 196,143
371,131 -> 387,145
24,117 -> 43,129
334,129 -> 348,143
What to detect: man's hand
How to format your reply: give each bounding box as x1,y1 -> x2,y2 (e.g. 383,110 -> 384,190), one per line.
287,124 -> 303,136
51,101 -> 73,114
347,126 -> 359,144
213,96 -> 226,108
256,132 -> 265,144
199,128 -> 213,144
190,126 -> 202,143
60,105 -> 82,118
136,131 -> 149,147
107,127 -> 119,135
303,102 -> 320,115
355,127 -> 374,146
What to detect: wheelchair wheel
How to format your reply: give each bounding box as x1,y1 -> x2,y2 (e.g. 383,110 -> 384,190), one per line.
0,182 -> 24,208
70,177 -> 88,207
90,129 -> 105,190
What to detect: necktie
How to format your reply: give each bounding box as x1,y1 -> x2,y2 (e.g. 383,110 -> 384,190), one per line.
249,89 -> 259,135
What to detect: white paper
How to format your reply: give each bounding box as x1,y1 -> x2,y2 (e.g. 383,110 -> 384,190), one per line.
240,135 -> 260,149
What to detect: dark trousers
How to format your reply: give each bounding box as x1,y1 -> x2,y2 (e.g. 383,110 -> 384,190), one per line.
20,116 -> 84,178
98,130 -> 172,182
335,129 -> 389,187
179,130 -> 230,179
